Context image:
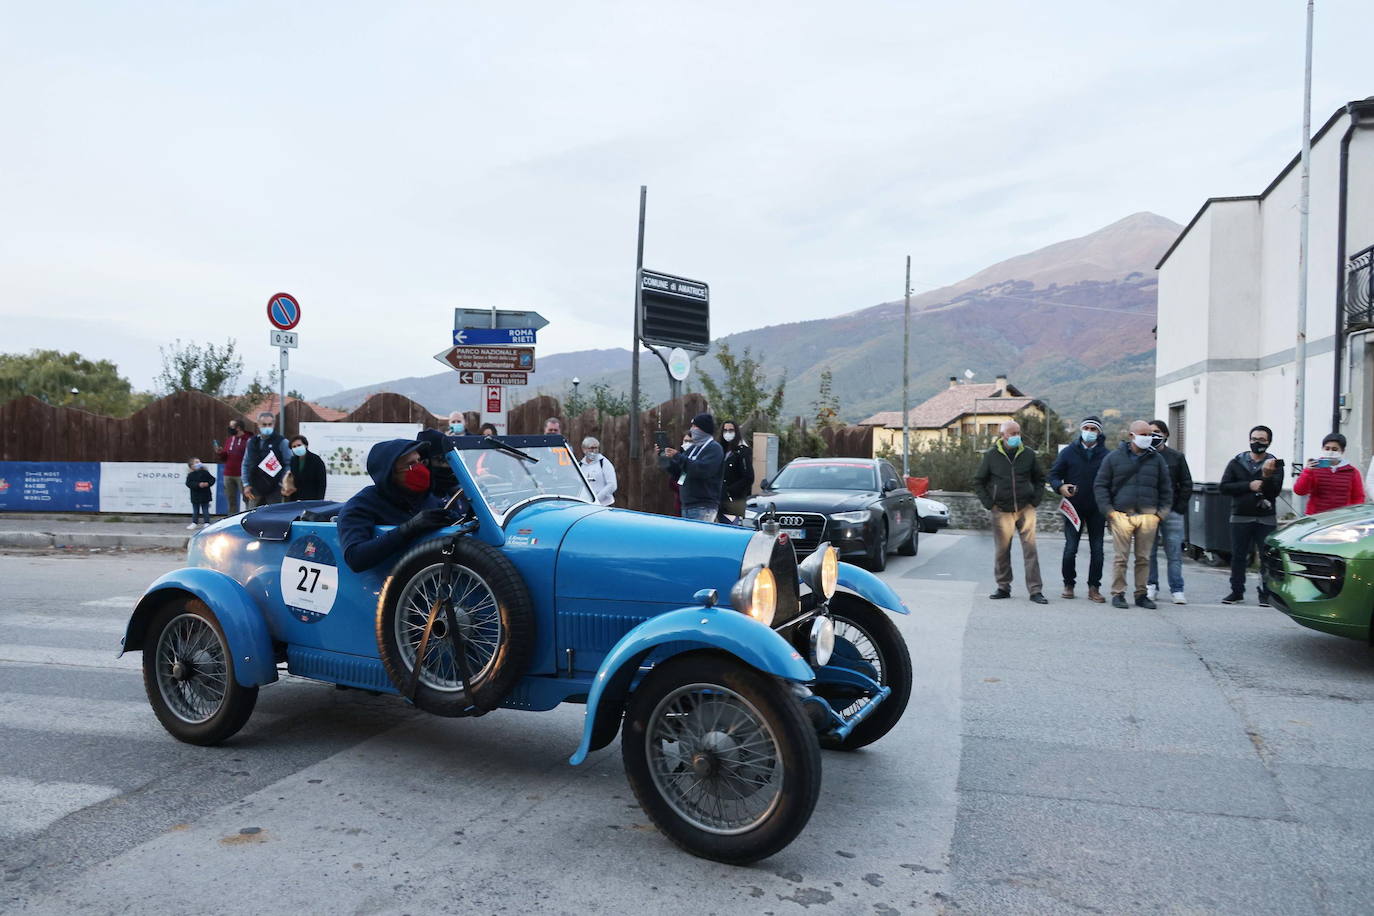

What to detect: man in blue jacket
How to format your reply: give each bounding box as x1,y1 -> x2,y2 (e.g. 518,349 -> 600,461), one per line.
337,438 -> 455,572
1048,416 -> 1109,602
242,412 -> 291,508
661,413 -> 725,521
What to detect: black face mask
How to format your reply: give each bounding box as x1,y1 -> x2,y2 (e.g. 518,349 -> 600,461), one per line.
228,427 -> 238,436
1250,440 -> 1269,454
1151,434 -> 1165,447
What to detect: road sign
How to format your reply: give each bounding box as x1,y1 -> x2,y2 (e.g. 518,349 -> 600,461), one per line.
455,370 -> 529,386
453,308 -> 549,332
433,346 -> 536,373
667,347 -> 691,380
639,269 -> 709,353
267,293 -> 301,330
452,327 -> 538,346
270,330 -> 299,349
485,385 -> 503,414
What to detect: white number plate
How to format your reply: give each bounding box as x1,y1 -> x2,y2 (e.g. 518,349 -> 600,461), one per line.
781,528 -> 805,539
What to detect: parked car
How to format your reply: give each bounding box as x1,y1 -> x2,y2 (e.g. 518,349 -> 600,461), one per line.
915,495 -> 950,532
743,457 -> 919,571
1263,503 -> 1374,643
120,435 -> 914,864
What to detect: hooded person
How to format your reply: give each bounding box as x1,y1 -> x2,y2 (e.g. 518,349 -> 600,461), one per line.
660,412 -> 725,522
337,439 -> 455,573
416,427 -> 463,501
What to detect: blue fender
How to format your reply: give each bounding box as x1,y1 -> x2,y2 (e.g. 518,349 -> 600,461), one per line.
568,605 -> 814,765
119,568 -> 278,688
836,562 -> 909,615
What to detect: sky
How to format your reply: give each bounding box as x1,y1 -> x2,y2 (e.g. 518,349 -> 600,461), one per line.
2,1 -> 1369,400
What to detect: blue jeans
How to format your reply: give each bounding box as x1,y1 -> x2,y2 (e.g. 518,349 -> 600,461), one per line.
682,505 -> 716,522
190,502 -> 211,524
1148,513 -> 1186,593
1061,512 -> 1105,589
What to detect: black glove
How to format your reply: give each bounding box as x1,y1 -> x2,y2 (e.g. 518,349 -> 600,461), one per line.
398,507 -> 453,539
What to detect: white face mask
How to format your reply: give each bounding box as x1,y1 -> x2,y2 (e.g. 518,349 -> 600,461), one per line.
1133,434 -> 1154,450
191,462 -> 202,470
1324,450 -> 1343,461
723,432 -> 736,442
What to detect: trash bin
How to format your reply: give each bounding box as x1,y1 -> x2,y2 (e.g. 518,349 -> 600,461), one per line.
1187,483 -> 1231,561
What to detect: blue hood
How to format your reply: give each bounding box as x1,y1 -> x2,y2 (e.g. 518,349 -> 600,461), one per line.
366,438 -> 425,507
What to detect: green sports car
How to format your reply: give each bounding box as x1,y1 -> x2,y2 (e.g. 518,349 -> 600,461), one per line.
1263,503 -> 1374,642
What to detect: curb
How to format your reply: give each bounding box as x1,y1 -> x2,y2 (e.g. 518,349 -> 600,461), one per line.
0,531 -> 188,550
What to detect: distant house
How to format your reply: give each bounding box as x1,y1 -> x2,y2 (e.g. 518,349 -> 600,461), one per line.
858,375 -> 1045,455
241,396 -> 350,423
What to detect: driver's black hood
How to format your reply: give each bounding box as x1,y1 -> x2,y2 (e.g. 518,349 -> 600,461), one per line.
747,489 -> 877,514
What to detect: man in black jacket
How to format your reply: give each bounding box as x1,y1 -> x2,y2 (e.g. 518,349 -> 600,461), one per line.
1094,420 -> 1173,609
1146,419 -> 1194,605
973,420 -> 1048,604
1219,424 -> 1284,605
242,412 -> 291,508
1048,415 -> 1109,602
661,413 -> 725,522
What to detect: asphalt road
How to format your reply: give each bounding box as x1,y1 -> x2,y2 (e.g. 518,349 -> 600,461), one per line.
1,533 -> 1371,914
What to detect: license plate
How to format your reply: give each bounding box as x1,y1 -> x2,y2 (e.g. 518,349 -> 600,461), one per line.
781,528 -> 805,539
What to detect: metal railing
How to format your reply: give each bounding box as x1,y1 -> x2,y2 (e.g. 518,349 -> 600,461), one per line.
1345,245 -> 1374,329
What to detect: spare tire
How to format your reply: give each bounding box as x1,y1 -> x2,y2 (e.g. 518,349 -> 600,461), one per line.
376,537 -> 534,717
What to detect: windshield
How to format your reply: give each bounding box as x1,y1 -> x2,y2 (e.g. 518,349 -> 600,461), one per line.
454,443 -> 595,517
771,461 -> 877,491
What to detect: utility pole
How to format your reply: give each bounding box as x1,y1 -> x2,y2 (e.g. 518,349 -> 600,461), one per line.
629,186 -> 647,461
1294,0 -> 1314,464
902,256 -> 911,478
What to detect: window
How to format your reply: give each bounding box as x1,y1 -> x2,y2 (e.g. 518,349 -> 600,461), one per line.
1169,402 -> 1187,452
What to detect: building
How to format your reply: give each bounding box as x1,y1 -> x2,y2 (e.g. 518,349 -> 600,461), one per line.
859,375 -> 1044,455
1155,98 -> 1374,482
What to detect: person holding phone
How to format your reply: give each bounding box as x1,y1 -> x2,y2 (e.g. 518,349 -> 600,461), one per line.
1219,425 -> 1285,605
1294,433 -> 1365,515
215,419 -> 252,515
1048,416 -> 1109,602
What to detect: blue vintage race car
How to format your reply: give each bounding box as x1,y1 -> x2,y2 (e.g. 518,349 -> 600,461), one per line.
120,435 -> 912,864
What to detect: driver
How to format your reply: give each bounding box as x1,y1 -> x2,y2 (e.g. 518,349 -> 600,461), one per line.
337,439 -> 456,572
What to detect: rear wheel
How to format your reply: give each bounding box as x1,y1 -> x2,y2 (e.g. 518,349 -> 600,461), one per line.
816,596 -> 912,751
622,653 -> 821,864
897,518 -> 919,556
143,598 -> 257,746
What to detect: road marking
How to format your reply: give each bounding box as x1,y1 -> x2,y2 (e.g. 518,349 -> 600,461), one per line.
2,613 -> 126,636
0,644 -> 142,672
0,775 -> 120,838
79,597 -> 139,609
0,692 -> 162,740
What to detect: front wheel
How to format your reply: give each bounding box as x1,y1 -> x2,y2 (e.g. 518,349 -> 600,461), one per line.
622,652 -> 821,864
866,523 -> 888,572
142,598 -> 258,746
816,595 -> 912,751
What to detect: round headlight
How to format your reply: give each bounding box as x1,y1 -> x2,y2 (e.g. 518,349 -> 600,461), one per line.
798,542 -> 840,601
819,546 -> 839,600
809,615 -> 835,667
731,565 -> 777,627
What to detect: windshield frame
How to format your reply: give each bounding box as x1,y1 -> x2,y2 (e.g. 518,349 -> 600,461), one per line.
442,434 -> 596,526
770,460 -> 879,492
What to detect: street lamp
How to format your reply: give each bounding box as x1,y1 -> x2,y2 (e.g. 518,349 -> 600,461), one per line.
572,377 -> 580,400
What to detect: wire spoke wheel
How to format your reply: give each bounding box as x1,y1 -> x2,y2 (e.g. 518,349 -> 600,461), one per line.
829,618 -> 883,718
394,563 -> 502,691
817,597 -> 913,751
142,598 -> 257,746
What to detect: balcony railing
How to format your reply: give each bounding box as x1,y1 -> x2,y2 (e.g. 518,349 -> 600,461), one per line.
1346,245 -> 1374,330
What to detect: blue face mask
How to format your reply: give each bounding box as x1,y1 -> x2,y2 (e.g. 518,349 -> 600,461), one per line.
449,423 -> 465,435
1005,435 -> 1022,448
291,445 -> 307,457
1081,430 -> 1098,443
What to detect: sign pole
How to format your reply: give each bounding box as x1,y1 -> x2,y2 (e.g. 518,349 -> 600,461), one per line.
279,346 -> 288,432
902,255 -> 911,478
630,185 -> 646,461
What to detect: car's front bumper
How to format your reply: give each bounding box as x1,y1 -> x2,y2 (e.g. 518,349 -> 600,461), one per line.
923,515 -> 949,530
1262,545 -> 1372,641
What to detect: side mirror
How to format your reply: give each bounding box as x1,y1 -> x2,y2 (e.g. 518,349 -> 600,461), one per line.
693,588 -> 718,608
760,478 -> 770,490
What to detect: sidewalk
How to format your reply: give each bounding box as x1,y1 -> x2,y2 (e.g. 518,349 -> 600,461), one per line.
0,513 -> 209,550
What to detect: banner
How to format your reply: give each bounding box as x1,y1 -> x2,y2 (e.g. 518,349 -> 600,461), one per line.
0,462 -> 101,512
1059,497 -> 1081,531
98,462 -> 220,515
299,422 -> 424,503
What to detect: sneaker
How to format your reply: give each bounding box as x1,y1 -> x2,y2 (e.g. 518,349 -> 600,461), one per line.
989,589 -> 1011,600
1172,592 -> 1187,605
185,523 -> 197,530
1146,584 -> 1158,601
1136,594 -> 1157,609
1111,593 -> 1129,609
1030,593 -> 1049,605
1221,592 -> 1244,604
1087,588 -> 1106,604
1061,587 -> 1075,599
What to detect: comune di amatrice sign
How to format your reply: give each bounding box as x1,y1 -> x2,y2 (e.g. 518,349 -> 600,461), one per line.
640,269 -> 709,353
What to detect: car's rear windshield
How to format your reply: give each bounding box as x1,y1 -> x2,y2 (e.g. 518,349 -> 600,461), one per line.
454,444 -> 594,516
771,462 -> 876,491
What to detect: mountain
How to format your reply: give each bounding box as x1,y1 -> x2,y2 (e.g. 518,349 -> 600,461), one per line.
319,212 -> 1181,426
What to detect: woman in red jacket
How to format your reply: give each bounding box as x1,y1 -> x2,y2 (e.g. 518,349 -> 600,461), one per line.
1294,433 -> 1366,514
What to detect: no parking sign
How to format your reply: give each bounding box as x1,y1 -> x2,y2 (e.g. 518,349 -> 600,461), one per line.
267,293 -> 301,330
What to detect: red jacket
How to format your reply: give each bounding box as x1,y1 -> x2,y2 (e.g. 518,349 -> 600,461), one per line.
1293,462 -> 1366,515
216,432 -> 251,476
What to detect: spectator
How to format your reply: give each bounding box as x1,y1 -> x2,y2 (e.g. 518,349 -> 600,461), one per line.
973,420 -> 1048,604
215,419 -> 251,514
479,422 -> 498,437
448,411 -> 466,435
580,436 -> 618,506
661,413 -> 725,522
1146,419 -> 1194,605
337,439 -> 454,572
719,419 -> 754,520
285,435 -> 328,502
242,412 -> 291,508
1219,425 -> 1285,605
1294,433 -> 1364,514
544,417 -> 562,436
184,457 -> 214,529
1048,416 -> 1109,602
1094,420 -> 1173,609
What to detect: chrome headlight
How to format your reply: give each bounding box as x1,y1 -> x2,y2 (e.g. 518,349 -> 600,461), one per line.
809,616 -> 835,667
1300,518 -> 1374,544
798,543 -> 839,601
731,565 -> 777,627
830,510 -> 869,524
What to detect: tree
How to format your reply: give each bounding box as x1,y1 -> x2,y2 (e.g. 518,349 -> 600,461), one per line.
0,349 -> 148,416
1013,403 -> 1071,477
228,370 -> 279,415
156,339 -> 243,397
811,368 -> 840,430
697,343 -> 785,430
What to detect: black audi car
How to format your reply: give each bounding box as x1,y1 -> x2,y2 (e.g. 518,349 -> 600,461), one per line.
744,457 -> 919,571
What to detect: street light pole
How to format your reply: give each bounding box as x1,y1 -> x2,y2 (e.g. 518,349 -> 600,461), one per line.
1294,0 -> 1314,465
902,256 -> 911,478
629,186 -> 646,461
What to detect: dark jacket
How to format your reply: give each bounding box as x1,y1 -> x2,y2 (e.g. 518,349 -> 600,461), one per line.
973,441 -> 1046,512
663,436 -> 725,509
722,443 -> 754,501
1048,437 -> 1109,518
337,438 -> 442,572
242,433 -> 291,498
1219,453 -> 1285,518
287,450 -> 328,502
1093,443 -> 1173,517
1156,444 -> 1194,515
185,467 -> 215,504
